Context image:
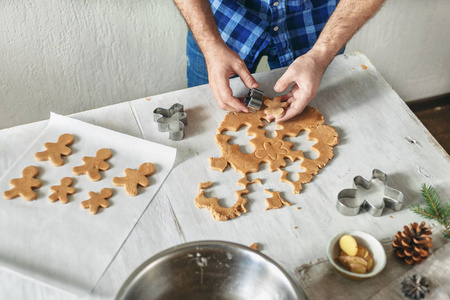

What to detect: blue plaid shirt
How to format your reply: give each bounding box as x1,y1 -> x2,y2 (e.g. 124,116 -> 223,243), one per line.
210,0 -> 339,70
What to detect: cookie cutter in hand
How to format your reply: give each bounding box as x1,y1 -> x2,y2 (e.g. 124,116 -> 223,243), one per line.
153,103 -> 188,141
336,169 -> 403,217
244,88 -> 264,112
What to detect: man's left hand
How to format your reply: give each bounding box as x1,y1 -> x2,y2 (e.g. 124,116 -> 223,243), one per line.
272,51 -> 329,122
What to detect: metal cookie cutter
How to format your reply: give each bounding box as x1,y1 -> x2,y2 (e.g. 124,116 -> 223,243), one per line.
153,103 -> 188,141
244,88 -> 264,112
336,169 -> 403,217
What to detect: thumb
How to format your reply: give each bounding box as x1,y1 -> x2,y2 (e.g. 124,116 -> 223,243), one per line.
274,70 -> 293,93
236,65 -> 259,90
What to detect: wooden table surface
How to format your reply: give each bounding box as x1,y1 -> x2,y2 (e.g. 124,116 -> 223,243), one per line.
1,51 -> 449,299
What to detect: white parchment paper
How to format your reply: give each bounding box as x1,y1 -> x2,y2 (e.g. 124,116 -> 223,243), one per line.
0,113 -> 176,296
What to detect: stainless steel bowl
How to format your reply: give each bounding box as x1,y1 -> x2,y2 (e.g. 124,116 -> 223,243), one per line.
116,241 -> 305,300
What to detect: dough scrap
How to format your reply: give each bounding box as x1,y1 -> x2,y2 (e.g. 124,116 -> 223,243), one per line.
3,166 -> 42,201
249,243 -> 258,250
264,189 -> 292,210
198,181 -> 212,190
197,97 -> 338,220
49,177 -> 76,204
35,133 -> 74,166
112,162 -> 156,196
195,176 -> 261,221
80,188 -> 112,215
73,148 -> 112,181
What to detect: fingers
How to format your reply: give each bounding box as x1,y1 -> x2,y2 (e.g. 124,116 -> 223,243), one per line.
280,91 -> 292,101
235,62 -> 259,90
211,75 -> 248,112
274,68 -> 294,93
275,97 -> 308,123
205,46 -> 256,113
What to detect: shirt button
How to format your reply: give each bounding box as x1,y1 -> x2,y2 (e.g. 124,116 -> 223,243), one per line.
273,1 -> 279,6
273,26 -> 279,32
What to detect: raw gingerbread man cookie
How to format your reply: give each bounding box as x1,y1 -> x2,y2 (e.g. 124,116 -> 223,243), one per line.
35,133 -> 74,166
80,188 -> 112,215
112,162 -> 156,196
264,98 -> 288,119
48,177 -> 76,204
3,166 -> 42,201
73,148 -> 112,181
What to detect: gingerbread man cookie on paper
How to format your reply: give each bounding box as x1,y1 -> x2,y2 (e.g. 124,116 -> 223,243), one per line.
73,148 -> 112,181
35,133 -> 74,166
81,188 -> 112,215
112,162 -> 156,196
48,177 -> 76,204
3,166 -> 42,201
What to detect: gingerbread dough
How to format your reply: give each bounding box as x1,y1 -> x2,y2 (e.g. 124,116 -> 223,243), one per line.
81,188 -> 112,215
264,97 -> 288,119
198,181 -> 212,190
264,189 -> 292,210
73,148 -> 112,181
48,177 -> 76,204
197,97 -> 338,220
112,162 -> 156,196
3,166 -> 42,201
195,176 -> 261,221
35,133 -> 74,166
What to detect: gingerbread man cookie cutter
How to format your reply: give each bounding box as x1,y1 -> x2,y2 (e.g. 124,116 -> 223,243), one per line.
336,169 -> 403,217
153,103 -> 188,141
243,88 -> 264,112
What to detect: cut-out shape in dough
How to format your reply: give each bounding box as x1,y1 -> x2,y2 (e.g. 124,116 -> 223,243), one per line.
3,166 -> 42,201
112,162 -> 156,196
255,141 -> 289,161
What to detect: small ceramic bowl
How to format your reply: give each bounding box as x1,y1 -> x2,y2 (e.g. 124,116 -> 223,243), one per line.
327,231 -> 386,280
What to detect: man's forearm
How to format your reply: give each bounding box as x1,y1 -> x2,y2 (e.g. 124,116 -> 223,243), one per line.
310,0 -> 385,65
173,0 -> 225,55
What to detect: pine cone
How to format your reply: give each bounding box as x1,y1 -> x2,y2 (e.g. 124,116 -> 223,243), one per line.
401,274 -> 430,299
392,221 -> 432,265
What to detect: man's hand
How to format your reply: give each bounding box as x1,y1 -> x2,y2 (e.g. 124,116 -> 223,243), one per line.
273,51 -> 328,122
173,0 -> 259,113
271,0 -> 385,122
204,44 -> 259,112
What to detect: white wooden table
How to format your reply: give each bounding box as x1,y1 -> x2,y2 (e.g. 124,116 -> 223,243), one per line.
1,51 -> 449,299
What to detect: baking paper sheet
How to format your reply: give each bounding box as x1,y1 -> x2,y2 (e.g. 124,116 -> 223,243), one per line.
0,113 -> 176,296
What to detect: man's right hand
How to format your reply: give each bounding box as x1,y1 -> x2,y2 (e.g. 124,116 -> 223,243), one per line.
204,43 -> 259,113
173,0 -> 259,113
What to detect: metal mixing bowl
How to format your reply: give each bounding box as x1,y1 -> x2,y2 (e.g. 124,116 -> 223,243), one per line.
116,241 -> 305,300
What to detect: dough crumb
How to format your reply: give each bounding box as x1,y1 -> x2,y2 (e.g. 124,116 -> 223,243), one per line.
296,207 -> 301,210
249,243 -> 258,250
198,181 -> 212,190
